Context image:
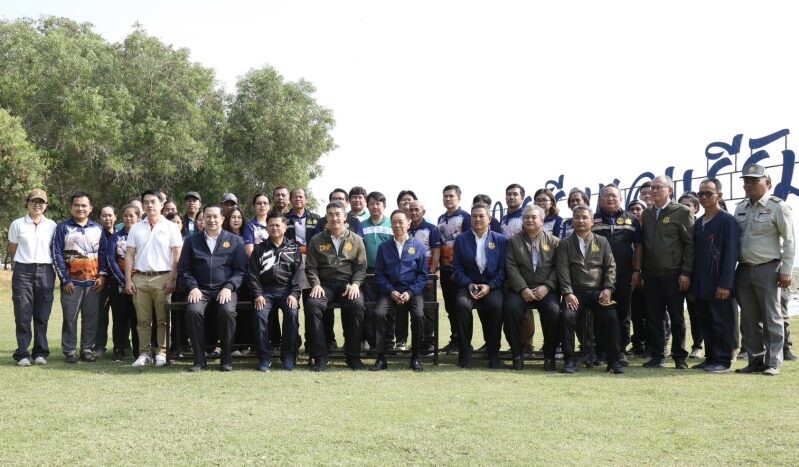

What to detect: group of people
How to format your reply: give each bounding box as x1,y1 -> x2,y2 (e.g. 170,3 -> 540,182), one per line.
7,164 -> 795,375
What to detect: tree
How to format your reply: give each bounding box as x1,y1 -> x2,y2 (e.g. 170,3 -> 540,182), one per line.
0,107 -> 46,261
223,67 -> 335,205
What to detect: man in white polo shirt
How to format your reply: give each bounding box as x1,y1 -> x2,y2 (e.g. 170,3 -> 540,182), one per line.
125,190 -> 184,367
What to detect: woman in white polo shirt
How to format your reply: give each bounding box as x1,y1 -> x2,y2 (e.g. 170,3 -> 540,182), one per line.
7,189 -> 58,367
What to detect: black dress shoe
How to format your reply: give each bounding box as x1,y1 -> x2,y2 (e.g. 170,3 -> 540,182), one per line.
187,362 -> 207,372
607,362 -> 625,374
410,358 -> 423,372
459,357 -> 473,369
675,360 -> 689,370
370,358 -> 388,371
691,360 -> 708,370
643,357 -> 666,368
512,356 -> 524,371
311,360 -> 328,372
543,358 -> 556,372
618,353 -> 629,367
563,359 -> 577,374
346,358 -> 365,370
784,348 -> 797,361
488,354 -> 501,369
735,362 -> 767,374
220,363 -> 233,372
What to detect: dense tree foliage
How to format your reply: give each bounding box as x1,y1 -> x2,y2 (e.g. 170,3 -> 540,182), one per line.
0,16 -> 334,226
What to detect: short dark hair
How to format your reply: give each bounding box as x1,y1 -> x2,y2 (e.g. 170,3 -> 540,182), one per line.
396,190 -> 418,204
472,194 -> 492,205
568,188 -> 590,205
505,183 -> 525,197
442,184 -> 461,197
471,202 -> 490,214
70,191 -> 93,205
203,203 -> 222,214
329,188 -> 348,201
272,186 -> 289,195
349,186 -> 367,198
266,211 -> 287,224
641,181 -> 653,189
290,187 -> 307,197
390,209 -> 410,222
140,189 -> 164,203
326,201 -> 346,212
701,178 -> 722,192
366,191 -> 386,205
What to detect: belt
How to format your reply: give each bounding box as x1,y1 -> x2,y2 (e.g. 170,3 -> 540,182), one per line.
137,270 -> 170,277
740,259 -> 779,268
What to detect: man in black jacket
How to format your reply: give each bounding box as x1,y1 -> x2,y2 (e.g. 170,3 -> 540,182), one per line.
178,204 -> 248,372
248,212 -> 307,372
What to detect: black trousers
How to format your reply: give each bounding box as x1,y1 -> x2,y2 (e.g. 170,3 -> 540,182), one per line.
686,296 -> 703,350
304,281 -> 365,360
186,289 -> 238,365
594,274 -> 632,357
504,291 -> 560,358
694,297 -> 736,367
374,294 -> 424,357
108,283 -> 139,354
630,286 -> 648,349
455,287 -> 503,365
645,273 -> 688,361
94,282 -> 113,352
11,263 -> 55,361
562,290 -> 620,364
440,269 -> 459,344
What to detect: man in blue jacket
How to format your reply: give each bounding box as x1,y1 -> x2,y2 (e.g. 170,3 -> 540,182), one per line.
453,203 -> 508,369
372,209 -> 429,371
178,204 -> 248,372
691,178 -> 740,373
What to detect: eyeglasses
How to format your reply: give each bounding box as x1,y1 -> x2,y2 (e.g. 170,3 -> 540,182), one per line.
28,199 -> 47,206
650,185 -> 668,191
697,191 -> 717,198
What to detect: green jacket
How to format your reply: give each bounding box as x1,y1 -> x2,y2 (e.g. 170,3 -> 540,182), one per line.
556,232 -> 616,294
642,201 -> 695,277
306,230 -> 367,287
505,230 -> 559,293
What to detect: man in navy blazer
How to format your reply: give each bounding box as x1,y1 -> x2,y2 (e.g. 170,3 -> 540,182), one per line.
453,203 -> 508,369
178,204 -> 248,372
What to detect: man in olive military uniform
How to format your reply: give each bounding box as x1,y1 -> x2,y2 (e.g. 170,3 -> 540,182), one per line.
734,164 -> 794,376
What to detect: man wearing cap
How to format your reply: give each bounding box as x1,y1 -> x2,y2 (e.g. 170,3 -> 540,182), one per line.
220,193 -> 238,217
125,190 -> 184,367
178,204 -> 247,372
183,192 -> 202,236
8,189 -> 58,366
735,164 -> 794,376
52,191 -> 107,363
641,175 -> 695,370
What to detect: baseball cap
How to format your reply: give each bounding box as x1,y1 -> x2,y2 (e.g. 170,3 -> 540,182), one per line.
185,191 -> 202,202
220,193 -> 238,204
27,188 -> 48,203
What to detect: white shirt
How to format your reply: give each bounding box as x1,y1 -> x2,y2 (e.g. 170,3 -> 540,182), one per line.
394,236 -> 409,257
127,217 -> 183,272
7,215 -> 57,264
475,231 -> 488,274
578,235 -> 589,257
330,232 -> 345,254
205,231 -> 220,252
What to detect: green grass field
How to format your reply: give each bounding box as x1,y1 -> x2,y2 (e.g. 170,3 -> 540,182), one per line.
1,270 -> 797,465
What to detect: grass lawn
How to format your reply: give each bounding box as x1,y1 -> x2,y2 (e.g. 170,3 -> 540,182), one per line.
1,270 -> 797,465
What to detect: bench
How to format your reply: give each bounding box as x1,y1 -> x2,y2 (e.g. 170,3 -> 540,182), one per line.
166,274 -> 441,364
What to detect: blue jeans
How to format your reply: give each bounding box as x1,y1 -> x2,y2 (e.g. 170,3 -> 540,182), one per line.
254,294 -> 299,361
12,263 -> 55,361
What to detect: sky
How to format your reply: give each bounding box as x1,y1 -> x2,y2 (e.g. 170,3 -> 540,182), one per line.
4,0 -> 799,216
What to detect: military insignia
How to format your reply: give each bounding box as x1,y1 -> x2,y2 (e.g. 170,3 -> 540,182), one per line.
591,243 -> 600,253
662,216 -> 670,224
616,218 -> 625,225
625,218 -> 632,225
541,244 -> 550,252
759,209 -> 771,214
344,242 -> 353,251
749,165 -> 758,174
488,242 -> 496,249
408,247 -> 416,254
320,244 -> 332,252
222,241 -> 230,248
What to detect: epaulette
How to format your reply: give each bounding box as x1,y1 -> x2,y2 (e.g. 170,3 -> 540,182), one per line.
769,195 -> 785,204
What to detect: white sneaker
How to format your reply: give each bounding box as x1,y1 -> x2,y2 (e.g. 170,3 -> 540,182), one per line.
689,348 -> 704,359
17,358 -> 31,367
231,350 -> 242,357
155,354 -> 167,367
132,355 -> 153,367
33,356 -> 47,365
